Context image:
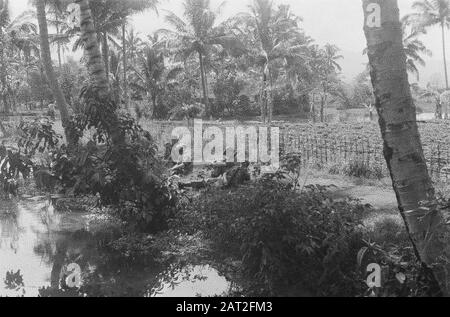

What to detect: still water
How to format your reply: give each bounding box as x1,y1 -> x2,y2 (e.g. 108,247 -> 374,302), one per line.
0,197 -> 231,297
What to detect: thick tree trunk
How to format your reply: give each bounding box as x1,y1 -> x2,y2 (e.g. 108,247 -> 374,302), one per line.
198,52 -> 209,118
76,0 -> 109,96
76,0 -> 124,145
442,23 -> 449,90
363,0 -> 450,296
36,0 -> 75,148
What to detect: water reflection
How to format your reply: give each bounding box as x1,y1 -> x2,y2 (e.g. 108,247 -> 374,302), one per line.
0,197 -> 232,297
151,265 -> 232,297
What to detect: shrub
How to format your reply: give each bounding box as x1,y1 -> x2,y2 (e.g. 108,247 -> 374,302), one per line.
342,159 -> 384,180
50,88 -> 179,232
175,177 -> 368,296
0,141 -> 33,197
357,240 -> 440,297
213,71 -> 245,117
367,217 -> 409,247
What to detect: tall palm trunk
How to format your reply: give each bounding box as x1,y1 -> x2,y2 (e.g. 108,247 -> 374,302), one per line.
77,0 -> 124,145
122,23 -> 129,109
363,0 -> 450,296
102,32 -> 109,85
442,22 -> 449,90
0,27 -> 8,115
260,66 -> 268,124
56,20 -> 62,68
268,66 -> 274,124
36,0 -> 75,148
320,96 -> 325,123
198,51 -> 209,118
76,0 -> 109,96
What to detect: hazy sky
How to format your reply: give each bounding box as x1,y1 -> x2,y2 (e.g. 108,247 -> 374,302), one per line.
9,0 -> 447,84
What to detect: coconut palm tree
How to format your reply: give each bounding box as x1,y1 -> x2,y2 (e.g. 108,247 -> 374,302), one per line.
130,46 -> 182,118
76,0 -> 160,144
35,0 -> 75,148
232,1 -> 308,123
401,16 -> 433,81
47,2 -> 71,68
0,0 -> 37,114
159,0 -> 244,118
307,44 -> 342,122
410,0 -> 450,89
89,0 -> 159,105
363,17 -> 432,81
323,44 -> 343,73
0,0 -> 9,114
363,0 -> 450,295
76,0 -> 126,147
68,0 -> 158,106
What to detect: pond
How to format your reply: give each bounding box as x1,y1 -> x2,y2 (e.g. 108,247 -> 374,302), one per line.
0,197 -> 232,297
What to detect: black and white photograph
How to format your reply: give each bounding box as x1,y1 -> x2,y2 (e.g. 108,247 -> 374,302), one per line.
0,0 -> 449,301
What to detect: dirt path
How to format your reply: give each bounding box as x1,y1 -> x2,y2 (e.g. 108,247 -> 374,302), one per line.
302,172 -> 403,227
303,172 -> 397,209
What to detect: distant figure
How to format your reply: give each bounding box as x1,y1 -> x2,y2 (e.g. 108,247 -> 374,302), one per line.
47,103 -> 56,120
440,91 -> 450,120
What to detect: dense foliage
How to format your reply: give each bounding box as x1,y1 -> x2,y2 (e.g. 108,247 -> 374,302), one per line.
174,176 -> 368,296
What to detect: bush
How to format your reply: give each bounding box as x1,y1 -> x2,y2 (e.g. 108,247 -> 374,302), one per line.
341,159 -> 384,180
48,88 -> 179,232
367,217 -> 409,247
174,177 -> 368,296
0,140 -> 33,197
213,71 -> 245,117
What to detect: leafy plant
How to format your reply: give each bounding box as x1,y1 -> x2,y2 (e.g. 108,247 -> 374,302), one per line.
175,177 -> 368,296
4,270 -> 24,290
52,88 -> 179,232
17,118 -> 62,156
0,142 -> 32,197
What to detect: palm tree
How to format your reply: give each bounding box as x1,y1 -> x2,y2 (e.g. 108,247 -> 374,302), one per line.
363,0 -> 450,295
89,0 -> 159,106
323,44 -> 343,73
36,0 -> 75,148
76,0 -> 126,147
125,28 -> 145,65
77,0 -> 109,96
0,0 -> 9,114
130,47 -> 182,118
363,17 -> 432,81
108,50 -> 122,105
232,1 -> 308,123
410,0 -> 450,89
306,44 -> 342,123
68,0 -> 158,107
0,1 -> 37,114
35,0 -> 72,68
160,0 -> 244,118
401,16 -> 433,81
